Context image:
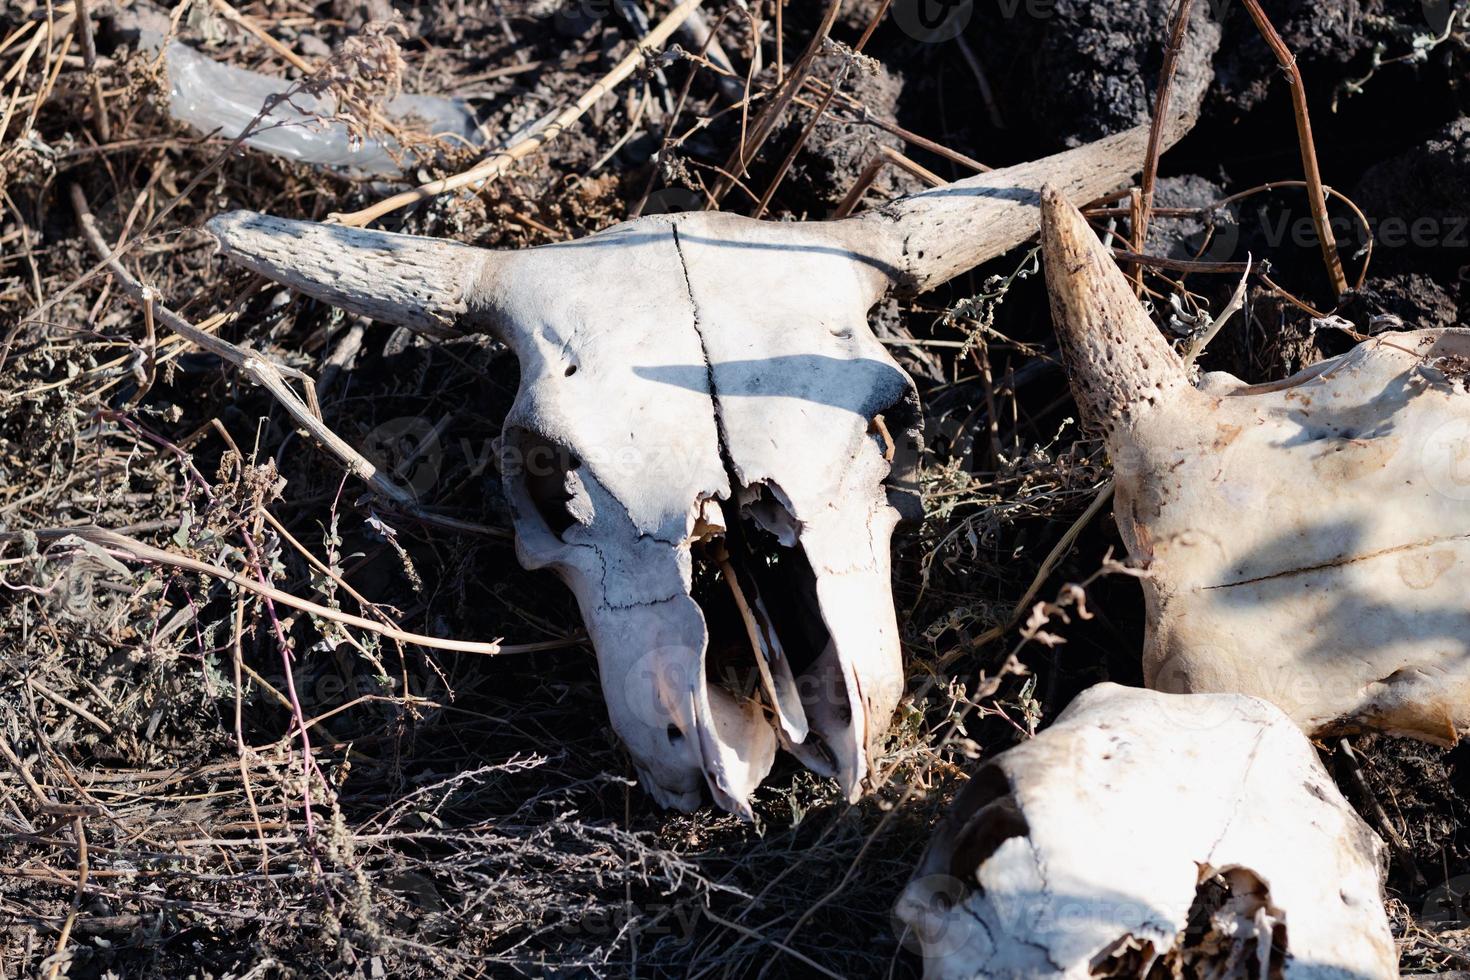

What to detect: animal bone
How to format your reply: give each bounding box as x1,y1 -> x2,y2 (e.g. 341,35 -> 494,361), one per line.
1041,185 -> 1470,744
207,119 -> 1190,816
897,683 -> 1397,978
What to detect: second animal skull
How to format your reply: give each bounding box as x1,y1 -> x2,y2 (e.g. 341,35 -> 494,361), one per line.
1041,185 -> 1470,745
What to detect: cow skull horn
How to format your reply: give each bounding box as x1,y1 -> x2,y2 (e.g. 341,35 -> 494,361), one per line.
206,211 -> 497,340
1039,184 -> 1194,432
866,114 -> 1195,295
211,115 -> 1194,340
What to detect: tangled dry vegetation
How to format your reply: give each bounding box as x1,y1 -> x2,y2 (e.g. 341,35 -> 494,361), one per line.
1,0 -> 1468,977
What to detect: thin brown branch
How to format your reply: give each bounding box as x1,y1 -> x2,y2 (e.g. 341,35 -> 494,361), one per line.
73,0 -> 108,143
70,183 -> 419,508
752,0 -> 891,218
1240,0 -> 1348,298
831,145 -> 944,218
1111,248 -> 1251,274
711,0 -> 842,206
1134,0 -> 1195,292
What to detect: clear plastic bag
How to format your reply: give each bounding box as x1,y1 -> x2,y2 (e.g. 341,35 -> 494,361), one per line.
165,41 -> 484,176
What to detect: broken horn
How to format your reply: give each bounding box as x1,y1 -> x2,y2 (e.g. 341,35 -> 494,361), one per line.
851,112 -> 1196,296
206,211 -> 500,340
1039,184 -> 1194,434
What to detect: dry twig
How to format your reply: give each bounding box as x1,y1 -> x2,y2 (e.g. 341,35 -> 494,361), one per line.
332,0 -> 705,227
0,526 -> 570,657
1241,0 -> 1348,298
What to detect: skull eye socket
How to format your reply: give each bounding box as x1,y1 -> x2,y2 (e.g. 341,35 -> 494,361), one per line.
944,764 -> 1028,885
511,429 -> 585,538
872,387 -> 923,523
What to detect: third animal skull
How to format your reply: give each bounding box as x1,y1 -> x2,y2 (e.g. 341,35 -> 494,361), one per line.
897,683 -> 1397,978
1041,185 -> 1470,745
208,119 -> 1190,816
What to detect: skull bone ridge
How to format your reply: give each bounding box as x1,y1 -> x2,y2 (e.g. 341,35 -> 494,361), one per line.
209,121 -> 1187,815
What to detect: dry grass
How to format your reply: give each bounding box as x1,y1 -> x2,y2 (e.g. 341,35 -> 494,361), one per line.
1,2 -> 1463,977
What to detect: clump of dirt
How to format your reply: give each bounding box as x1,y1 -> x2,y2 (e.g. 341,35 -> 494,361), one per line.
726,48 -> 925,215
964,0 -> 1221,147
1353,116 -> 1470,277
649,0 -> 937,213
1211,0 -> 1377,112
1145,173 -> 1231,260
1341,272 -> 1461,330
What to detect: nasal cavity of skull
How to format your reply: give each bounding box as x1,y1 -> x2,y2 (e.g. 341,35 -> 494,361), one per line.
1170,867 -> 1288,979
689,492 -> 834,709
872,389 -> 923,519
736,493 -> 834,680
514,430 -> 586,537
689,508 -> 767,709
1087,934 -> 1159,978
945,765 -> 1029,892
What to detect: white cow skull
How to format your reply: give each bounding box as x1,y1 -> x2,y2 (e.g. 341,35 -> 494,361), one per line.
1041,186 -> 1470,745
208,121 -> 1188,816
897,683 -> 1397,978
